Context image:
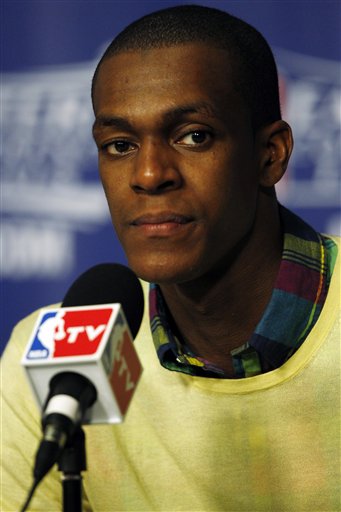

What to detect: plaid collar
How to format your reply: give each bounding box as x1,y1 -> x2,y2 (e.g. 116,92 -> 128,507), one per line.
149,206 -> 337,378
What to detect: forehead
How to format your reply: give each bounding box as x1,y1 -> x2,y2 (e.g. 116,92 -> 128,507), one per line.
93,44 -> 243,116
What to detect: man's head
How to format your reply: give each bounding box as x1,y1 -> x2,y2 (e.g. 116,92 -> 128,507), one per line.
92,5 -> 292,285
92,4 -> 281,132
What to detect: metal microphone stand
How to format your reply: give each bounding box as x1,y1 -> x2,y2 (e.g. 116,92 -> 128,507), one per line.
58,427 -> 86,512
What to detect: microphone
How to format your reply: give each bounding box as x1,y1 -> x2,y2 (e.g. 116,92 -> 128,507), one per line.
21,263 -> 144,483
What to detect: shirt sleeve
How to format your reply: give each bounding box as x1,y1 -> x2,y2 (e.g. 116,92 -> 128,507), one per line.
0,309 -> 93,512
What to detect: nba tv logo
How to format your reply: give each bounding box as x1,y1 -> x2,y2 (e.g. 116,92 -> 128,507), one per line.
26,308 -> 114,359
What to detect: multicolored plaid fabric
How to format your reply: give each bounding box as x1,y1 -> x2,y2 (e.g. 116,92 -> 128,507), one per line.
149,206 -> 338,378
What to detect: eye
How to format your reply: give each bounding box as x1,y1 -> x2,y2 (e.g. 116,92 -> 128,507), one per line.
102,140 -> 137,156
176,130 -> 212,148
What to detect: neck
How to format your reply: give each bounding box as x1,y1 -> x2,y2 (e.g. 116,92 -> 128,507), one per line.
159,197 -> 282,375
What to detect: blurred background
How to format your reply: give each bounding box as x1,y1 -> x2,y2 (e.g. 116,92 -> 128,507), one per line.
1,0 -> 340,353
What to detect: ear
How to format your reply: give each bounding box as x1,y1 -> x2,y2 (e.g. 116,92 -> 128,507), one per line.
256,120 -> 293,188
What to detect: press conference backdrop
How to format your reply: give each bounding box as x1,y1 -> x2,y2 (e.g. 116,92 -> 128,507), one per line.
1,0 -> 340,353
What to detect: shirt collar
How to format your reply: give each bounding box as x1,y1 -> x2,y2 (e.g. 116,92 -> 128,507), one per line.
148,205 -> 336,378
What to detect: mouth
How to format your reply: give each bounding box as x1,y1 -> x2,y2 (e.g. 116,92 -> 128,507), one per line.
130,212 -> 194,236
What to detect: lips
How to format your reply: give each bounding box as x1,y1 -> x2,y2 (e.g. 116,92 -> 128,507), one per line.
131,212 -> 193,226
130,211 -> 194,237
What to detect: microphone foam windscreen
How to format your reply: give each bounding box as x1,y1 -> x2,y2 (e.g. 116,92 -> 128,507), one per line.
62,263 -> 144,339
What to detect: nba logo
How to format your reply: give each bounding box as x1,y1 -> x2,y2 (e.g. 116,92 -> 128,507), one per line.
26,307 -> 115,359
26,311 -> 63,359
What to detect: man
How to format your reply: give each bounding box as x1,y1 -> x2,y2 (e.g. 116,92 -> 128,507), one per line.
1,5 -> 339,511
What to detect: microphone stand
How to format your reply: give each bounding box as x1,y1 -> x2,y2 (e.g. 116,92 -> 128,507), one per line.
58,427 -> 86,512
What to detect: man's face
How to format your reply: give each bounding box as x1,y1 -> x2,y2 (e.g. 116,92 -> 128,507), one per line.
93,44 -> 261,284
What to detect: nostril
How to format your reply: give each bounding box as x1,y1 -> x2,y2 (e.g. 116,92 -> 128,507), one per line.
131,180 -> 177,195
158,180 -> 177,192
131,184 -> 145,193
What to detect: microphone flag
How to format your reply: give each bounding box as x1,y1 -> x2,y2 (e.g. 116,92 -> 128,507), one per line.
21,303 -> 143,422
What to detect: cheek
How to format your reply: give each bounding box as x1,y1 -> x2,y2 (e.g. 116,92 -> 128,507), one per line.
199,158 -> 259,239
98,180 -> 129,248
99,164 -> 126,215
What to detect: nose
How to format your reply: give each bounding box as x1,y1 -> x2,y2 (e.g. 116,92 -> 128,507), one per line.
130,139 -> 183,195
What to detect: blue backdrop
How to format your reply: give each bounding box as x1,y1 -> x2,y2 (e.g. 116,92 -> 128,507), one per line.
1,0 -> 340,352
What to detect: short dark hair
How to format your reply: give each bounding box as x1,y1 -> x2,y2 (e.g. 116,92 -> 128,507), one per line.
92,4 -> 281,130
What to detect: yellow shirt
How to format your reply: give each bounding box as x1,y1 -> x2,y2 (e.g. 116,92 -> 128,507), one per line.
1,237 -> 340,512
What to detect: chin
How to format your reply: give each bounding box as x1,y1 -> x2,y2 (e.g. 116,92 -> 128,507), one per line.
126,255 -> 199,285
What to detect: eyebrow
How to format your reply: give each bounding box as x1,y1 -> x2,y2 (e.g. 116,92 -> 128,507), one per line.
163,101 -> 219,123
92,115 -> 133,135
92,101 -> 219,135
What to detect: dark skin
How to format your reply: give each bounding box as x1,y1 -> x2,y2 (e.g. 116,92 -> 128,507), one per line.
92,44 -> 293,376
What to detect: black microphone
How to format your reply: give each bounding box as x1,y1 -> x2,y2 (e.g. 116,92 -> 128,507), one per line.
22,263 -> 144,485
62,263 -> 144,337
